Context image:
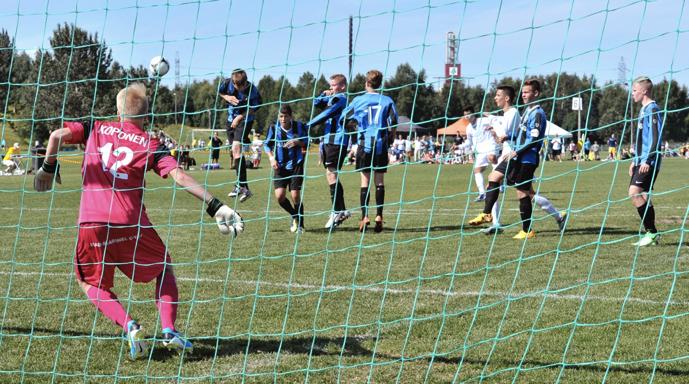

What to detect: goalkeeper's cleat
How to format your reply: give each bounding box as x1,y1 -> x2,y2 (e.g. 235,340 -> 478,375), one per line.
468,213 -> 492,226
557,211 -> 568,232
227,186 -> 241,197
162,328 -> 193,354
512,230 -> 536,240
482,225 -> 504,235
633,232 -> 660,247
238,187 -> 253,203
474,193 -> 486,203
126,320 -> 148,361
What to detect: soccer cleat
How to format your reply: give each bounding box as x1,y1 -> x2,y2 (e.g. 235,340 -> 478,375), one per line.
482,225 -> 504,235
295,226 -> 305,234
557,211 -> 568,232
290,218 -> 299,233
512,230 -> 536,240
474,193 -> 486,202
162,328 -> 193,354
238,187 -> 253,203
358,217 -> 371,232
227,186 -> 241,197
468,213 -> 492,226
374,216 -> 383,233
335,210 -> 352,226
633,232 -> 660,247
126,320 -> 149,361
324,212 -> 339,229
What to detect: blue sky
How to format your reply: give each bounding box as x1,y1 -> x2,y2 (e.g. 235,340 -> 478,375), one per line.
1,0 -> 687,90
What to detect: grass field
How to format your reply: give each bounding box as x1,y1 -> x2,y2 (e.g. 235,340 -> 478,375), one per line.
1,152 -> 689,383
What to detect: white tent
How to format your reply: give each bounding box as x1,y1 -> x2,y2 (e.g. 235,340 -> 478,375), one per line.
545,121 -> 572,138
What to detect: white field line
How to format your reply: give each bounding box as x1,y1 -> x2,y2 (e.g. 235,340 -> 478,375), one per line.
2,271 -> 688,307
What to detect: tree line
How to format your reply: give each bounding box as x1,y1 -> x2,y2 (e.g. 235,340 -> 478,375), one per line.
1,23 -> 688,144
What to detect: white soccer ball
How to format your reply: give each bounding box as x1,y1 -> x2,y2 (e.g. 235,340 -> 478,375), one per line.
149,55 -> 170,77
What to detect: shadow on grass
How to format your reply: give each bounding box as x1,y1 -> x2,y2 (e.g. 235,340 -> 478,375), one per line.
4,326 -> 689,377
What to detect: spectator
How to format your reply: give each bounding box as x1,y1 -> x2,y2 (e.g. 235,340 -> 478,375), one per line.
550,134 -> 563,162
591,141 -> 600,160
210,132 -> 223,164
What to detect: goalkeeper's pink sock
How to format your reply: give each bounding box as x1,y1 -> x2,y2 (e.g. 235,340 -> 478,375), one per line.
156,268 -> 178,331
86,286 -> 132,331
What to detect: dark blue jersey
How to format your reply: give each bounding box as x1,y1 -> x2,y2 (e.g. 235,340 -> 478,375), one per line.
308,92 -> 348,146
608,137 -> 617,148
263,120 -> 307,170
634,101 -> 663,167
341,92 -> 398,154
218,79 -> 262,123
511,105 -> 547,165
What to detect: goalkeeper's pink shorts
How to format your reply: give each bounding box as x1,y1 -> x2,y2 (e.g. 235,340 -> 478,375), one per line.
75,224 -> 170,290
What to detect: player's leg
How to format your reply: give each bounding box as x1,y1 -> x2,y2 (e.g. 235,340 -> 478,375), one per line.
153,266 -> 192,352
530,188 -> 566,231
374,171 -> 385,233
629,167 -> 659,245
469,161 -> 505,226
473,165 -> 486,201
513,165 -> 536,239
359,170 -> 372,232
290,166 -> 305,232
324,145 -> 349,229
275,186 -> 296,218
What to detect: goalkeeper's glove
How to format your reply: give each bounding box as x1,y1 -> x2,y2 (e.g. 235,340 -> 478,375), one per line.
206,198 -> 244,236
34,161 -> 62,192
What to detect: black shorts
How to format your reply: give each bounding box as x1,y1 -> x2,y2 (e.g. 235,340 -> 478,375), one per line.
211,149 -> 220,160
321,144 -> 348,170
225,119 -> 253,145
273,164 -> 304,191
355,147 -> 389,173
552,149 -> 561,156
495,160 -> 537,191
629,164 -> 660,192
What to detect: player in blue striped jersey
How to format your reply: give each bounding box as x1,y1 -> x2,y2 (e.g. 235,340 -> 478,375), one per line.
218,68 -> 262,202
341,70 -> 398,233
308,74 -> 351,230
629,76 -> 663,246
264,105 -> 308,233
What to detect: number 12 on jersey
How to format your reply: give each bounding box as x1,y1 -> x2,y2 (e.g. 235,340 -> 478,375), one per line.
99,143 -> 133,180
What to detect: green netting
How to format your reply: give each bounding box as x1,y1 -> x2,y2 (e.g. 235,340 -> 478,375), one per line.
2,0 -> 689,382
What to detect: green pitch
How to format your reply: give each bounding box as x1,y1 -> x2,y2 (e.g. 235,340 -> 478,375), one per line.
1,154 -> 688,383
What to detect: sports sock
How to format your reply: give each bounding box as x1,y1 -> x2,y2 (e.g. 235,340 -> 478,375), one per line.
329,183 -> 337,210
637,203 -> 658,233
474,171 -> 485,195
86,286 -> 132,331
519,196 -> 533,232
360,187 -> 369,217
533,194 -> 562,221
492,199 -> 500,225
483,182 -> 501,215
277,197 -> 297,216
237,156 -> 247,188
335,181 -> 346,211
155,268 -> 178,331
296,200 -> 305,226
375,185 -> 385,217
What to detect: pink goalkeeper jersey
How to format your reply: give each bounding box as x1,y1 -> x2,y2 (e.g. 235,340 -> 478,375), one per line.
65,121 -> 179,226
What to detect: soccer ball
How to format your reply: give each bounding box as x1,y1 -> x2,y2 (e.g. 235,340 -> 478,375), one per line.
149,56 -> 170,77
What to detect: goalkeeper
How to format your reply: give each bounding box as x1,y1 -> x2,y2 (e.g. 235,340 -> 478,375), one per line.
33,83 -> 243,360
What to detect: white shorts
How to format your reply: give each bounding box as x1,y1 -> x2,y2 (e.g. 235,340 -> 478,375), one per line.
473,152 -> 497,169
2,159 -> 16,167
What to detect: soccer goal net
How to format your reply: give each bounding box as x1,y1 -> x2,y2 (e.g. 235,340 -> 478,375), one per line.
2,1 -> 689,382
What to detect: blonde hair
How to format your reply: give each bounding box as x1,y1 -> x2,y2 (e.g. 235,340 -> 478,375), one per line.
116,83 -> 149,119
634,75 -> 653,93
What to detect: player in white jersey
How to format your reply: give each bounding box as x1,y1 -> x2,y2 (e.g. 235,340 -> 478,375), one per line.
465,106 -> 499,202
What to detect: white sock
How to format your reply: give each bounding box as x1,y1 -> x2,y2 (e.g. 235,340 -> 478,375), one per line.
533,194 -> 561,221
474,171 -> 485,195
492,201 -> 500,226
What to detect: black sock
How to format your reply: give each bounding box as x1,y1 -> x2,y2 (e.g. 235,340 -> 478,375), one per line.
335,182 -> 346,211
519,196 -> 532,232
375,185 -> 385,217
329,183 -> 337,210
278,197 -> 296,216
360,187 -> 369,217
637,203 -> 658,233
483,181 -> 501,215
237,156 -> 247,188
